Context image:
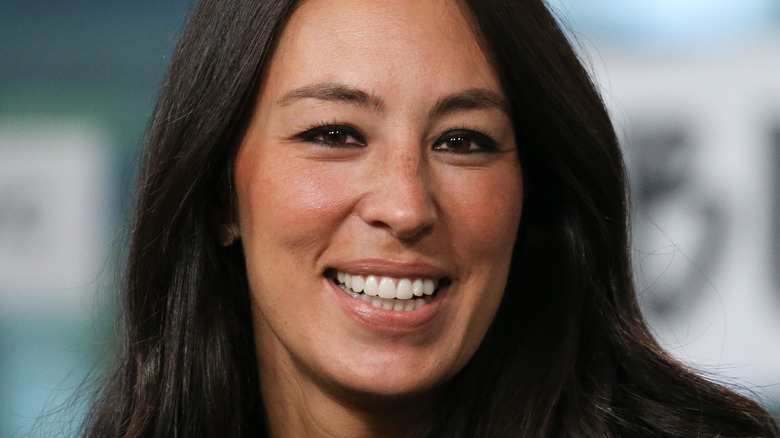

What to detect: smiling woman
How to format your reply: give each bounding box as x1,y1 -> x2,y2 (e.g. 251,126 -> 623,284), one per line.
236,3 -> 520,424
81,0 -> 779,437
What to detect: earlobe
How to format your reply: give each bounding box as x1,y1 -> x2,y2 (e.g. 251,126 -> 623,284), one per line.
218,222 -> 241,247
215,162 -> 240,247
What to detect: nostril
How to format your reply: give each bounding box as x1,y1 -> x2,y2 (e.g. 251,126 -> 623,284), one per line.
372,202 -> 437,239
355,162 -> 437,239
372,216 -> 434,240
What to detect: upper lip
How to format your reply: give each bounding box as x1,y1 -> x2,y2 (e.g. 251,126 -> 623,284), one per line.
327,258 -> 452,280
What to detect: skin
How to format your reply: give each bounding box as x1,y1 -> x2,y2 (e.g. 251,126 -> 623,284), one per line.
233,0 -> 523,436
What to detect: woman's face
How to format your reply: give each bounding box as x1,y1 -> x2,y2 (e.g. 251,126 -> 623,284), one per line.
234,0 -> 522,399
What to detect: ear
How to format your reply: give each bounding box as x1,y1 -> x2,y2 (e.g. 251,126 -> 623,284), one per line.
217,221 -> 241,247
213,165 -> 241,247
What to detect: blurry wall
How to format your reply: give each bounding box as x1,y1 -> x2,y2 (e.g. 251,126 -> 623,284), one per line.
0,0 -> 778,435
548,0 -> 780,418
0,1 -> 192,435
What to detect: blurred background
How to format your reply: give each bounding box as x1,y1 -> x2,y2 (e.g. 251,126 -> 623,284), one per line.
1,0 -> 779,435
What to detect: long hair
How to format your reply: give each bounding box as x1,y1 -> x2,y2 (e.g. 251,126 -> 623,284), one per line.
83,0 -> 780,437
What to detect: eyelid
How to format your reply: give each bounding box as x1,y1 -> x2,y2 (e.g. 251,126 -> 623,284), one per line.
433,128 -> 500,153
295,123 -> 367,147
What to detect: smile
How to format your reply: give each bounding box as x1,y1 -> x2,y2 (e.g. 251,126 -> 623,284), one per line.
331,270 -> 445,312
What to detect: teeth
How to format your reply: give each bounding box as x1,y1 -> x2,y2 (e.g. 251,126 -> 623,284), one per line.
364,276 -> 379,296
335,271 -> 439,299
333,270 -> 442,310
396,278 -> 413,299
356,295 -> 427,311
423,279 -> 435,295
351,275 -> 365,292
378,277 -> 396,299
412,279 -> 424,297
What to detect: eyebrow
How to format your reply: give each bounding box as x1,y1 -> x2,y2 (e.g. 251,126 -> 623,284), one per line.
277,82 -> 509,118
277,82 -> 385,113
429,88 -> 510,119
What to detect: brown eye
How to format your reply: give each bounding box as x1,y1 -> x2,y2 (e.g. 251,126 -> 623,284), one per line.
433,129 -> 499,153
298,124 -> 366,147
320,129 -> 350,145
442,136 -> 473,153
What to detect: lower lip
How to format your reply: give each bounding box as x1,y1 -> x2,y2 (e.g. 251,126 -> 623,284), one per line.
327,278 -> 446,331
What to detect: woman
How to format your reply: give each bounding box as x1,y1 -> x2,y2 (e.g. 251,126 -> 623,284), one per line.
83,0 -> 779,436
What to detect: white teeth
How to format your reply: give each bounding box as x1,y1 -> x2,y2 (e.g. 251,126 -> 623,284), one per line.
362,295 -> 427,311
340,284 -> 430,312
378,277 -> 396,299
396,278 -> 413,299
351,275 -> 365,292
364,275 -> 379,296
423,279 -> 435,295
333,270 -> 443,310
412,279 -> 424,297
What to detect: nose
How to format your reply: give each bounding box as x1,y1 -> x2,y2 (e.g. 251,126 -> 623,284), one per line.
357,148 -> 438,240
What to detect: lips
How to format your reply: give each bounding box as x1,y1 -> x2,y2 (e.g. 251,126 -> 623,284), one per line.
327,268 -> 448,312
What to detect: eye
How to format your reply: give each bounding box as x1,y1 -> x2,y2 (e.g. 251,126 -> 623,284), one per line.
433,129 -> 499,154
297,124 -> 366,148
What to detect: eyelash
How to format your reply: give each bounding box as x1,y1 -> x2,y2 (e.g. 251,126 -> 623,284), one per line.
296,122 -> 366,147
296,122 -> 499,153
433,128 -> 499,154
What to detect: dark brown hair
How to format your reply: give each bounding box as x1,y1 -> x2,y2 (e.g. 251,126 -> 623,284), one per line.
82,0 -> 780,436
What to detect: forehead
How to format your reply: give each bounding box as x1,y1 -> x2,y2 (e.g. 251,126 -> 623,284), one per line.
262,0 -> 502,103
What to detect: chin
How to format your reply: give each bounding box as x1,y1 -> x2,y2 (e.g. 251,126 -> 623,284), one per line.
326,368 -> 452,408
320,344 -> 465,403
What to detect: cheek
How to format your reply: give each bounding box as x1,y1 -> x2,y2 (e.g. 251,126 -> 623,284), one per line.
442,166 -> 523,259
234,151 -> 355,253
